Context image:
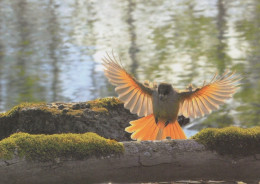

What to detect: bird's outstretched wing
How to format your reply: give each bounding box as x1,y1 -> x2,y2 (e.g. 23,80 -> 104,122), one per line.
178,71 -> 241,118
102,53 -> 154,117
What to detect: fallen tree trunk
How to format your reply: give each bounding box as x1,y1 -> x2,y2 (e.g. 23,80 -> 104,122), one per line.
0,140 -> 259,184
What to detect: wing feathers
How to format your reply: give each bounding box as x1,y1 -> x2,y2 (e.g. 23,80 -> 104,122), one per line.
103,53 -> 153,117
132,93 -> 142,115
147,98 -> 153,115
196,96 -> 209,115
139,95 -> 147,117
178,71 -> 241,118
130,91 -> 140,113
124,89 -> 138,109
194,97 -> 204,117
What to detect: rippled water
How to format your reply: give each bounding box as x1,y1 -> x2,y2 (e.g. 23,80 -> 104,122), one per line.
0,0 -> 259,136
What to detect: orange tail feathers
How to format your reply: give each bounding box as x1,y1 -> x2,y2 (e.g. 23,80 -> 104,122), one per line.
125,114 -> 187,141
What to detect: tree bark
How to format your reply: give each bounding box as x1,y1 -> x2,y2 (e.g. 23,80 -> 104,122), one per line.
0,139 -> 259,184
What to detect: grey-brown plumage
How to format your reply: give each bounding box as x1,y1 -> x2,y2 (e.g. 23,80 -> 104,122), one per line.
153,83 -> 179,126
102,53 -> 241,140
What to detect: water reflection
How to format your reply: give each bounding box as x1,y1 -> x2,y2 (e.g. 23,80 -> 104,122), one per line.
0,0 -> 259,134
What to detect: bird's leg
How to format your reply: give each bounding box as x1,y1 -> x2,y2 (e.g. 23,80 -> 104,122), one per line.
155,117 -> 159,124
164,120 -> 170,127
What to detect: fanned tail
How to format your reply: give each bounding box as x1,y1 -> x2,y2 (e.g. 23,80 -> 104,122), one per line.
125,114 -> 187,141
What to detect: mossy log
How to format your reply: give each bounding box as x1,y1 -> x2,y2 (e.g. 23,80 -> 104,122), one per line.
0,98 -> 136,141
0,97 -> 189,141
0,139 -> 259,184
1,98 -> 259,183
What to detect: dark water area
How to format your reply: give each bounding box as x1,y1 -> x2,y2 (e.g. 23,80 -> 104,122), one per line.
0,0 -> 259,137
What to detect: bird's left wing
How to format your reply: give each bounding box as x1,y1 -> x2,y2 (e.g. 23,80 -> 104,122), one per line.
177,71 -> 241,119
102,53 -> 153,117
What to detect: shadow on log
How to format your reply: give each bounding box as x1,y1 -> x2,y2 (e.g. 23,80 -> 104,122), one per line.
0,140 -> 259,184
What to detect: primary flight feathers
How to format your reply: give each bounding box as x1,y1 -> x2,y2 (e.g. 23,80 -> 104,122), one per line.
103,53 -> 154,117
102,52 -> 241,140
178,71 -> 241,119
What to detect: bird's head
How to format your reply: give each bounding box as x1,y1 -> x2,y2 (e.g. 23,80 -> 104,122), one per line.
158,83 -> 174,101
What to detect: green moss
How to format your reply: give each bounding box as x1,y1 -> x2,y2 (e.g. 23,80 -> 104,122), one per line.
91,107 -> 108,113
0,132 -> 124,161
0,97 -> 122,119
0,102 -> 46,118
66,110 -> 84,116
0,137 -> 16,159
193,126 -> 260,156
37,107 -> 62,116
88,97 -> 122,112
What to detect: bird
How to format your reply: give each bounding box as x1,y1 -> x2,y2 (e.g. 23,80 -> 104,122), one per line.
102,52 -> 241,141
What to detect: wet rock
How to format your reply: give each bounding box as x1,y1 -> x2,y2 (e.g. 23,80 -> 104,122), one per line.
58,105 -> 65,110
62,108 -> 69,114
72,104 -> 80,110
178,115 -> 190,126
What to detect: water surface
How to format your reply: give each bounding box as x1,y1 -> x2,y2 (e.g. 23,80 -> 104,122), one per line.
0,0 -> 259,136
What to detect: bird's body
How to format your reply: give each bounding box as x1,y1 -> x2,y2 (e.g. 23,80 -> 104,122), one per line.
150,84 -> 182,140
102,53 -> 241,140
152,84 -> 179,124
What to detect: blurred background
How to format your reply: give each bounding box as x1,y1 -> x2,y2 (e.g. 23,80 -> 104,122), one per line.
0,0 -> 259,137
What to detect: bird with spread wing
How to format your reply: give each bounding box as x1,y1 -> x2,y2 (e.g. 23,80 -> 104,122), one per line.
102,53 -> 241,140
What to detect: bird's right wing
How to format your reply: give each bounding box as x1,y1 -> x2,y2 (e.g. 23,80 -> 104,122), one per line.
102,53 -> 153,117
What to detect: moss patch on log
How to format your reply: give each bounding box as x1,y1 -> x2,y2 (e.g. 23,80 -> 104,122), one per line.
0,102 -> 46,118
0,97 -> 122,119
0,132 -> 124,161
193,126 -> 260,156
88,97 -> 122,113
